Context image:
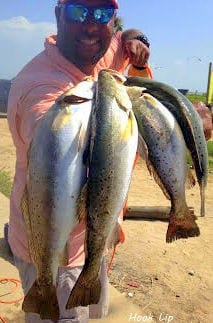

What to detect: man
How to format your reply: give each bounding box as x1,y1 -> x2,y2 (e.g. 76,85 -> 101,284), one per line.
7,0 -> 150,322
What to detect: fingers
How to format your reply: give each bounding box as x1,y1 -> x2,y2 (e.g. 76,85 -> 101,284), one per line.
124,39 -> 150,67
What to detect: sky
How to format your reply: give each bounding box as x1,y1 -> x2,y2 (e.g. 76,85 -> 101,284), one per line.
0,0 -> 212,92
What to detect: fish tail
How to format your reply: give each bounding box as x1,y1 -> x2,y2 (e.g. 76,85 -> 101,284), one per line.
200,179 -> 206,217
22,281 -> 59,322
166,206 -> 200,243
66,272 -> 101,309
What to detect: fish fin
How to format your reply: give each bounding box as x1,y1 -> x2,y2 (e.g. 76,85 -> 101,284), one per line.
52,106 -> 71,131
66,272 -> 101,309
121,110 -> 137,142
77,123 -> 85,152
77,183 -> 88,222
166,206 -> 200,243
200,179 -> 206,217
22,281 -> 59,322
106,223 -> 121,249
102,68 -> 126,83
129,110 -> 138,137
137,133 -> 148,161
185,165 -> 196,189
120,115 -> 132,141
146,159 -> 170,200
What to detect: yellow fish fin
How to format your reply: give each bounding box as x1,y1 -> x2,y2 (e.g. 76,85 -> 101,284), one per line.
52,107 -> 71,131
121,110 -> 137,141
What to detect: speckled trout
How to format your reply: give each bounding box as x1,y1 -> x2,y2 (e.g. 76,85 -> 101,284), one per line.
66,69 -> 138,309
20,78 -> 95,322
127,88 -> 200,243
125,77 -> 208,217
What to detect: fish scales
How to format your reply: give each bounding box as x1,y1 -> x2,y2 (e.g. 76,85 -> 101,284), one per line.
125,76 -> 208,216
127,89 -> 200,242
66,69 -> 138,309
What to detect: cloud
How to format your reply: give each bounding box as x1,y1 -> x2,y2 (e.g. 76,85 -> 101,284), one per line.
0,16 -> 56,79
0,16 -> 55,32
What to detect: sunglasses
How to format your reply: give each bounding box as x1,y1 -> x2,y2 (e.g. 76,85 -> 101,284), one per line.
58,4 -> 115,24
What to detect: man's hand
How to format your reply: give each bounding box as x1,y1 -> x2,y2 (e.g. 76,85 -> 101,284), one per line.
124,39 -> 150,67
121,29 -> 150,67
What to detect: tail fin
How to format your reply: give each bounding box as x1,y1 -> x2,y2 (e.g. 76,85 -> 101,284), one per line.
22,281 -> 59,322
66,272 -> 101,309
166,206 -> 200,243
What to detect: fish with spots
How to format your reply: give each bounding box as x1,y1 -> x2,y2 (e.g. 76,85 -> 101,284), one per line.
66,69 -> 138,309
127,88 -> 200,243
125,76 -> 208,217
20,77 -> 95,322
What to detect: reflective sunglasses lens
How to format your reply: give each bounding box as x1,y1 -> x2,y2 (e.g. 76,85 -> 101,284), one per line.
93,7 -> 114,23
66,5 -> 88,22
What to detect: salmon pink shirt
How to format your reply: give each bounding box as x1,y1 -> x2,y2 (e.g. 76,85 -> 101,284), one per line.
7,33 -> 129,267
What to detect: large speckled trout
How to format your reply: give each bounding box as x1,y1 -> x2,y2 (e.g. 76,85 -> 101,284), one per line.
20,78 -> 95,322
66,69 -> 138,309
127,88 -> 200,243
125,77 -> 208,217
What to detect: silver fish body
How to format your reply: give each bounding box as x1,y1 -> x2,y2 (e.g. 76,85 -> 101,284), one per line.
125,77 -> 208,216
21,79 -> 95,321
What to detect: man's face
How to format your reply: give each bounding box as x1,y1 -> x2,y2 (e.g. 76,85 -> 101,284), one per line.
55,0 -> 116,73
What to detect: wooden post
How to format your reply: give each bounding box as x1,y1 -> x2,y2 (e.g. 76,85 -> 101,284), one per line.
124,206 -> 194,221
206,62 -> 213,104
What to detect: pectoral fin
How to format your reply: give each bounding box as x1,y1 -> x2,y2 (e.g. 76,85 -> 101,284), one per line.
52,107 -> 72,131
137,133 -> 148,161
121,111 -> 137,141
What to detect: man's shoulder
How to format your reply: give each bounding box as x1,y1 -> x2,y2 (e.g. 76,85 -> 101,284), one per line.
11,51 -> 50,92
10,50 -> 71,98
